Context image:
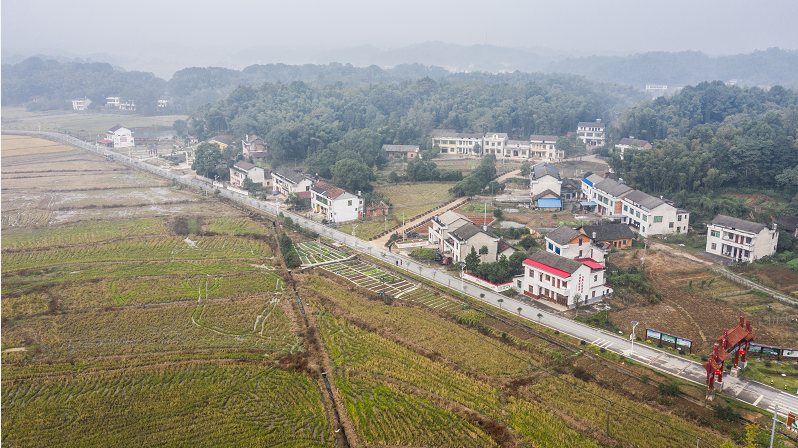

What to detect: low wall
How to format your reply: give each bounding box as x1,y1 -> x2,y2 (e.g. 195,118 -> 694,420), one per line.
462,272 -> 513,292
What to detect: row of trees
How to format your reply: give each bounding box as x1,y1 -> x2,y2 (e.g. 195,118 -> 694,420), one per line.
190,142 -> 244,181
463,248 -> 527,285
450,155 -> 497,197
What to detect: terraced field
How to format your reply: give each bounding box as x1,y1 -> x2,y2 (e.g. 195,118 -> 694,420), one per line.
295,241 -> 348,265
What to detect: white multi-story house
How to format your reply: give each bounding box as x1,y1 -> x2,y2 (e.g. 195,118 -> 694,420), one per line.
543,225 -> 609,262
615,137 -> 653,159
483,133 -> 508,156
520,250 -> 612,308
529,135 -> 561,161
456,133 -> 484,155
271,167 -> 313,196
503,140 -> 531,159
229,161 -> 265,188
429,210 -> 473,252
106,96 -> 120,107
311,181 -> 363,223
157,96 -> 173,109
591,178 -> 632,217
106,125 -> 134,148
119,101 -> 136,111
577,120 -> 606,147
580,173 -> 604,203
645,85 -> 668,96
706,215 -> 778,263
242,135 -> 266,158
621,190 -> 689,236
530,163 -> 562,197
72,98 -> 92,111
444,222 -> 515,263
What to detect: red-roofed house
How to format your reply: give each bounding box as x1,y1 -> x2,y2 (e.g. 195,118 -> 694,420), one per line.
310,181 -> 363,223
520,251 -> 612,308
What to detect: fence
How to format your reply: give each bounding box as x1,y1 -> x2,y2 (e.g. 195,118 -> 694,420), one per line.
462,272 -> 513,292
713,268 -> 797,305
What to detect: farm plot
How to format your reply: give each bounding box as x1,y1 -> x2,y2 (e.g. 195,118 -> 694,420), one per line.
1,217 -> 165,250
295,241 -> 348,265
209,216 -> 270,235
36,187 -> 200,210
0,364 -> 333,447
0,136 -> 78,158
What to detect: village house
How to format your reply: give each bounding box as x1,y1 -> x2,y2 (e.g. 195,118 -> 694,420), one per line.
529,135 -> 562,161
310,181 -> 363,223
483,133 -> 508,156
119,100 -> 136,111
590,178 -> 632,217
705,215 -> 778,263
530,163 -> 563,210
157,96 -> 173,109
382,144 -> 420,159
581,223 -> 635,249
71,98 -> 91,111
544,225 -> 609,262
445,222 -> 514,264
521,250 -> 612,308
363,201 -> 390,218
615,137 -> 653,159
106,96 -> 120,108
271,167 -> 314,196
503,140 -> 532,159
577,120 -> 606,147
429,210 -> 474,252
229,161 -> 265,188
621,190 -> 689,236
779,215 -> 798,238
431,130 -> 459,154
456,133 -> 484,155
104,125 -> 134,148
242,135 -> 266,159
208,135 -> 233,150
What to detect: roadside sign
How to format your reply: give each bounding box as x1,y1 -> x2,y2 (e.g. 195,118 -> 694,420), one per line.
788,412 -> 798,434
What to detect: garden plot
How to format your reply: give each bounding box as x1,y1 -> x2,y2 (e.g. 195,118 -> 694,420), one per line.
295,241 -> 347,265
322,260 -> 461,312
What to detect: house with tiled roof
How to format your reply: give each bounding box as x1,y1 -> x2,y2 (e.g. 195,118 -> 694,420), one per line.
521,250 -> 612,308
580,223 -> 635,250
383,145 -> 420,159
446,222 -> 512,264
310,181 -> 363,223
271,168 -> 314,196
429,210 -> 474,252
229,160 -> 265,188
705,215 -> 777,263
591,178 -> 632,217
529,135 -> 562,161
544,225 -> 609,262
615,137 -> 652,159
576,120 -> 606,147
242,135 -> 266,159
621,190 -> 689,237
779,215 -> 798,238
208,135 -> 233,149
106,125 -> 134,148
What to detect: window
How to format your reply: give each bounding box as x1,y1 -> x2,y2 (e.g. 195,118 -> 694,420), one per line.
710,230 -> 720,238
654,216 -> 663,223
636,211 -> 640,218
678,215 -> 683,221
642,215 -> 647,222
745,237 -> 752,244
711,243 -> 717,250
555,247 -> 561,255
669,222 -> 674,228
579,250 -> 583,257
548,243 -> 553,250
593,275 -> 598,282
623,205 -> 628,212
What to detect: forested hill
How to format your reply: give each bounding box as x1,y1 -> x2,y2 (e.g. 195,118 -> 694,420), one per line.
549,48 -> 798,89
608,82 -> 798,222
186,75 -> 644,172
1,57 -> 166,114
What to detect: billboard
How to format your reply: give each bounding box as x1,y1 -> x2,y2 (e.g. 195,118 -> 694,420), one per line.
788,413 -> 798,435
676,338 -> 692,348
661,334 -> 676,344
646,329 -> 661,340
761,347 -> 781,356
783,349 -> 798,358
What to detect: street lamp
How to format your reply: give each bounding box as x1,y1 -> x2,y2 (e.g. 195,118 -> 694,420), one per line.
460,262 -> 466,293
630,321 -> 639,364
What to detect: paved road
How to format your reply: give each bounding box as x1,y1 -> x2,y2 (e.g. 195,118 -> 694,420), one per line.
10,130 -> 798,419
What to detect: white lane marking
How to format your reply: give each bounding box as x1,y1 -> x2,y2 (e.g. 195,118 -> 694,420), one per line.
753,394 -> 764,406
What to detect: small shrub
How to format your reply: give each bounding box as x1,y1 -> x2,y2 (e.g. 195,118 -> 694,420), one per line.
765,361 -> 772,367
573,366 -> 593,382
712,403 -> 741,422
580,340 -> 586,345
554,330 -> 560,335
600,347 -> 606,353
640,374 -> 648,384
658,382 -> 679,397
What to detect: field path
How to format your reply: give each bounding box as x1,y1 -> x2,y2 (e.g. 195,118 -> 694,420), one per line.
371,195 -> 470,247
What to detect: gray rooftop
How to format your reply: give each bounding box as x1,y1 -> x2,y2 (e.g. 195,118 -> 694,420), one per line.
545,225 -> 582,245
578,121 -> 605,128
233,160 -> 257,171
527,250 -> 583,275
451,222 -> 494,241
593,179 -> 632,197
382,144 -> 419,152
584,174 -> 604,185
710,215 -> 768,234
273,167 -> 310,184
531,163 -> 560,180
529,135 -> 559,142
623,190 -> 666,211
581,223 -> 634,242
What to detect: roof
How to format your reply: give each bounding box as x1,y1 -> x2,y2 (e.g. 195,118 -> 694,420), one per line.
244,135 -> 263,144
233,160 -> 257,171
457,133 -> 483,139
530,189 -> 560,201
622,190 -> 666,211
485,133 -> 509,139
710,215 -> 768,234
437,210 -> 469,226
617,138 -> 652,148
779,215 -> 798,232
311,181 -> 346,199
581,223 -> 634,242
382,145 -> 419,152
524,251 -> 584,277
97,139 -> 113,143
450,222 -> 494,242
575,258 -> 607,270
537,198 -> 562,208
273,167 -> 311,185
531,163 -> 560,180
297,191 -> 312,199
593,179 -> 632,198
545,225 -> 582,245
507,140 -> 530,146
529,135 -> 559,142
578,121 -> 605,128
431,129 -> 457,137
497,239 -> 514,254
108,125 -> 123,132
209,135 -> 233,146
580,201 -> 597,206
582,174 -> 604,187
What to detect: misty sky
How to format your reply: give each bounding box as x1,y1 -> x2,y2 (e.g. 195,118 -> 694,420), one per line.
3,0 -> 797,58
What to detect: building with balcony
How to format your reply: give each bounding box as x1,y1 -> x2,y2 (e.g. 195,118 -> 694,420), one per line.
431,130 -> 459,154
71,98 -> 92,111
444,222 -> 513,264
706,215 -> 778,263
483,133 -> 508,156
229,161 -> 265,188
106,125 -> 134,148
620,190 -> 689,237
576,120 -> 606,147
529,135 -> 562,161
615,137 -> 653,159
310,181 -> 362,223
544,225 -> 609,262
428,210 -> 473,252
521,251 -> 612,309
503,140 -> 531,159
591,178 -> 632,217
271,167 -> 314,196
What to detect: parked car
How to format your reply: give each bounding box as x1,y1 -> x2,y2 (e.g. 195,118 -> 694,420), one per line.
440,256 -> 453,265
407,231 -> 419,238
434,252 -> 443,261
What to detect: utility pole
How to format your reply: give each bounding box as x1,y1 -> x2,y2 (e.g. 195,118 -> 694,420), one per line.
630,321 -> 639,364
770,404 -> 778,448
402,213 -> 405,240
